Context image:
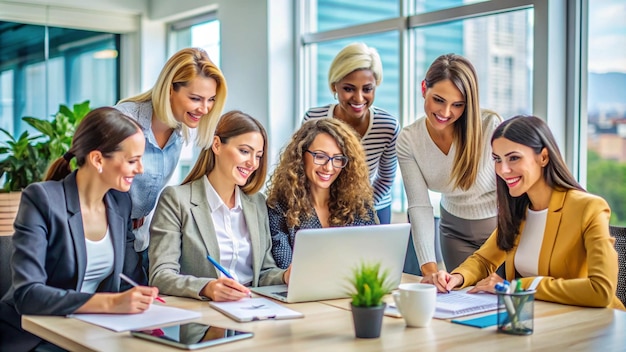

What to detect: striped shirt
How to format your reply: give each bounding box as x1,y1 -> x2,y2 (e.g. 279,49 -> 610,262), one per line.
303,104 -> 399,210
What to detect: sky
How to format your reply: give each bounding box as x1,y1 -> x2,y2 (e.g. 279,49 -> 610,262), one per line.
588,0 -> 626,73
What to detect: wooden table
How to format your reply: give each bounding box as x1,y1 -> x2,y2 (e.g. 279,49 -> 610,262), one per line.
22,276 -> 626,351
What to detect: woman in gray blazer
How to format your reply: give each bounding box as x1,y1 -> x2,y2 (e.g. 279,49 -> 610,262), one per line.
149,110 -> 288,302
0,107 -> 158,351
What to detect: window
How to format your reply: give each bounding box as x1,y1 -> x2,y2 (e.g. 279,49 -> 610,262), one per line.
311,0 -> 400,32
168,15 -> 220,184
411,10 -> 533,125
585,0 -> 626,225
301,1 -> 534,214
0,21 -> 119,137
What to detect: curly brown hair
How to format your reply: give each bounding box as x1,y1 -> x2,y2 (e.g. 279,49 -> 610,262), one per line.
266,118 -> 374,228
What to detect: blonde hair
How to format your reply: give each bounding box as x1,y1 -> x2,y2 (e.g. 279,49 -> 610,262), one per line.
424,53 -> 500,190
266,119 -> 374,228
119,47 -> 227,148
328,42 -> 383,94
182,110 -> 267,195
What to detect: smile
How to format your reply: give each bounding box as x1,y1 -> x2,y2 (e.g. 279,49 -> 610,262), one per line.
434,114 -> 451,123
505,176 -> 521,187
351,103 -> 365,109
237,167 -> 251,177
316,171 -> 334,181
188,112 -> 201,122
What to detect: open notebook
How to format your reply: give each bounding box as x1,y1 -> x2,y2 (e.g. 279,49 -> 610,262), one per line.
434,289 -> 499,319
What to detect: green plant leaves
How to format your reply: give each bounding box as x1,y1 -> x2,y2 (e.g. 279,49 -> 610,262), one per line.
0,101 -> 91,191
350,262 -> 393,307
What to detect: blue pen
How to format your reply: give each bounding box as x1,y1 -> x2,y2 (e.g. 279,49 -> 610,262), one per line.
207,255 -> 234,279
207,255 -> 252,298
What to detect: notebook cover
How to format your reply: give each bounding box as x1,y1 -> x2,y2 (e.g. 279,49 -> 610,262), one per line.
451,311 -> 508,328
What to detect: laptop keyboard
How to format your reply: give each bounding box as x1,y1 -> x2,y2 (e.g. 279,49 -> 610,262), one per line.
273,291 -> 288,297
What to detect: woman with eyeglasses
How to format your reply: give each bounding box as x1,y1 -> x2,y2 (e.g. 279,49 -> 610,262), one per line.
266,118 -> 377,269
303,42 -> 399,225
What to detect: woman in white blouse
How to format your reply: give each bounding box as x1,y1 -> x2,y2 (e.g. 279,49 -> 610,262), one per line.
149,110 -> 288,301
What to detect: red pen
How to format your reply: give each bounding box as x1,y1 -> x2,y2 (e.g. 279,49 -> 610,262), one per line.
119,273 -> 166,303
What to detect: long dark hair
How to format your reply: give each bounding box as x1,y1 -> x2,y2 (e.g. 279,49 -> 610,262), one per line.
45,107 -> 141,181
492,115 -> 584,250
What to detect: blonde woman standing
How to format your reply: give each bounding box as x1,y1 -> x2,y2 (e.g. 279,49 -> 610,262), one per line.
115,48 -> 227,273
397,53 -> 501,278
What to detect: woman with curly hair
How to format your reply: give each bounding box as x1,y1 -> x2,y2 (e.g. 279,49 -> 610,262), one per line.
266,118 -> 377,269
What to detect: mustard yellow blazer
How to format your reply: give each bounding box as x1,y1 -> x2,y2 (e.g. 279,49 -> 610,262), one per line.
453,189 -> 625,310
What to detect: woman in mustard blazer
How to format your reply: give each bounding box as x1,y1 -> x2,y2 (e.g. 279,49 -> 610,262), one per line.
424,115 -> 624,309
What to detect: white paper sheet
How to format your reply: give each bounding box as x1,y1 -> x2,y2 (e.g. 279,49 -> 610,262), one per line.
70,304 -> 201,332
209,297 -> 304,322
434,289 -> 498,319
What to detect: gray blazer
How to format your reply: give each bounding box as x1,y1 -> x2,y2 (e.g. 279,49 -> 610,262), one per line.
149,177 -> 285,300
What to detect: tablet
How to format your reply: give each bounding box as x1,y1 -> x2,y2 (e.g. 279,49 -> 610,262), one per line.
131,322 -> 253,350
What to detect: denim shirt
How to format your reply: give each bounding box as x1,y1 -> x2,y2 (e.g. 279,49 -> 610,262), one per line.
115,101 -> 183,250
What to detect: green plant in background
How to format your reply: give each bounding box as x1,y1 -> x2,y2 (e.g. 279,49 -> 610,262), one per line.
350,262 -> 393,307
0,101 -> 92,191
0,130 -> 49,191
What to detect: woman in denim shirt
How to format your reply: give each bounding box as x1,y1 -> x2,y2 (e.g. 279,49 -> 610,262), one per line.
116,48 -> 228,273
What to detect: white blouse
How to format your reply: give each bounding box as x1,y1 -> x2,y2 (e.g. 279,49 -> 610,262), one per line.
205,181 -> 254,285
515,208 -> 548,277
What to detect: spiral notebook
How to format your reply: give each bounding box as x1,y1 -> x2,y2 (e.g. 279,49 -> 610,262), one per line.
434,289 -> 498,319
209,297 -> 304,322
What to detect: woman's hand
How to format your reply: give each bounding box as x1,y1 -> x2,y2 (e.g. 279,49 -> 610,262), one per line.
109,286 -> 159,313
203,278 -> 250,302
283,265 -> 292,284
467,272 -> 504,294
76,286 -> 159,314
422,271 -> 463,293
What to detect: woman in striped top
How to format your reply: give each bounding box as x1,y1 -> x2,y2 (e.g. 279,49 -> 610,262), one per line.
303,42 -> 399,224
397,54 -> 502,278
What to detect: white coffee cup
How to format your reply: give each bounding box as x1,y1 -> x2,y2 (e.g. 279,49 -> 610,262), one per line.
392,283 -> 437,327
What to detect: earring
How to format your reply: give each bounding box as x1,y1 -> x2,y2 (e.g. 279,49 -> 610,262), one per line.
98,167 -> 102,174
333,92 -> 337,100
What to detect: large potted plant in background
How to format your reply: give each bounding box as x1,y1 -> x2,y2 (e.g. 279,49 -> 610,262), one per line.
0,101 -> 91,234
349,262 -> 393,339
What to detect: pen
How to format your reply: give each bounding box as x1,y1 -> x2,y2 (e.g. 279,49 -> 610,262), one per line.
206,255 -> 252,298
119,273 -> 166,303
206,255 -> 234,279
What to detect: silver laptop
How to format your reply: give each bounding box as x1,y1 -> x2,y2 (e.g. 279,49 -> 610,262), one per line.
252,223 -> 410,303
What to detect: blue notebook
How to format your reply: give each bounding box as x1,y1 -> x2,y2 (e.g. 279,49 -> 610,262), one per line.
451,311 -> 508,328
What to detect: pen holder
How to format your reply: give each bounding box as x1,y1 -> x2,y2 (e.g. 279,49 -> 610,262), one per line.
496,290 -> 535,335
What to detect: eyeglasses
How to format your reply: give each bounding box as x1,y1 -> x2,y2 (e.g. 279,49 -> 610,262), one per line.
305,150 -> 349,169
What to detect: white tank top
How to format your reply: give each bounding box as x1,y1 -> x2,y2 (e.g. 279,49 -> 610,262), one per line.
81,227 -> 114,293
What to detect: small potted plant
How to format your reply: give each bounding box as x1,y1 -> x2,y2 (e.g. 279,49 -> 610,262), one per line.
349,262 -> 393,338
